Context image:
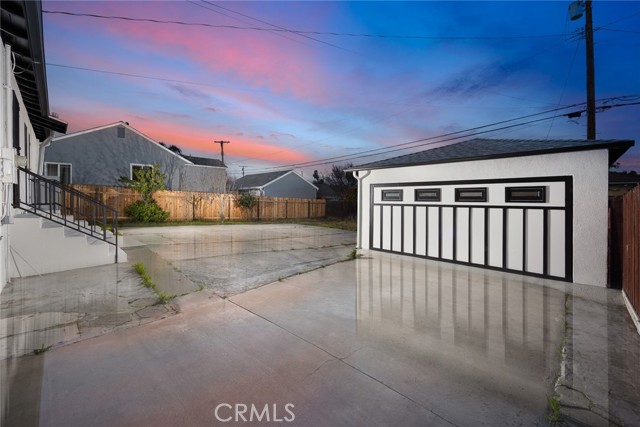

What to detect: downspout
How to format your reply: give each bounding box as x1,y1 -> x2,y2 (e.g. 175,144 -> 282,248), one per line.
353,169 -> 371,249
38,136 -> 53,175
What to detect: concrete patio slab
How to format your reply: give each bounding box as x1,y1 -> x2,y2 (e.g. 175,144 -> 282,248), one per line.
2,227 -> 638,426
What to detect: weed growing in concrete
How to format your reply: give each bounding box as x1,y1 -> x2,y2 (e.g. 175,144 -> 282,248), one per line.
197,283 -> 205,291
33,344 -> 52,355
348,248 -> 358,260
133,262 -> 178,305
547,395 -> 562,422
156,292 -> 176,305
133,262 -> 157,291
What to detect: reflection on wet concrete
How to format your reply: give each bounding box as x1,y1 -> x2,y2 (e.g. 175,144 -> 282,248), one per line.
124,224 -> 356,296
354,252 -> 640,426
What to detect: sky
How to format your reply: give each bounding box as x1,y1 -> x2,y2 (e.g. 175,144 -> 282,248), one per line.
42,1 -> 640,179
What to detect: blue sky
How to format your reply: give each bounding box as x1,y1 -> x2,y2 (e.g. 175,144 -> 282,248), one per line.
42,1 -> 640,178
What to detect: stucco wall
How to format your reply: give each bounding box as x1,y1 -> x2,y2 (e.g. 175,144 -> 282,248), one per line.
264,172 -> 317,198
357,149 -> 610,287
1,44 -> 43,290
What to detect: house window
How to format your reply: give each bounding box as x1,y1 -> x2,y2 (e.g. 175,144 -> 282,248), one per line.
130,164 -> 152,180
117,126 -> 125,138
13,94 -> 20,152
382,189 -> 403,201
45,162 -> 72,185
415,188 -> 441,202
455,187 -> 487,202
506,186 -> 546,203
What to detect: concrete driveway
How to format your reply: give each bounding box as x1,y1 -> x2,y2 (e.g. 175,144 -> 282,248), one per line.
123,224 -> 357,296
2,226 -> 638,426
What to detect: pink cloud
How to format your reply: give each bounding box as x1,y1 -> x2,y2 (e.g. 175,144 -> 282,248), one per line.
93,7 -> 333,103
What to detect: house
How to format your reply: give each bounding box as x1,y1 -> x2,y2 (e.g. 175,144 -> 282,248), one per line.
44,122 -> 227,193
348,138 -> 634,288
1,1 -> 128,287
235,170 -> 318,199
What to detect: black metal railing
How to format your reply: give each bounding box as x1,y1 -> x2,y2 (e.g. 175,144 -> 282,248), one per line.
13,167 -> 119,262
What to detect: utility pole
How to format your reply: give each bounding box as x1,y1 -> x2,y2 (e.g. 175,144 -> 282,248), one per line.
570,0 -> 596,139
214,140 -> 230,165
585,0 -> 596,139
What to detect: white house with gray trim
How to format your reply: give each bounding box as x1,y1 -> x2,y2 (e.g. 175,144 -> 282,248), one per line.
44,122 -> 227,193
235,170 -> 318,198
348,138 -> 634,288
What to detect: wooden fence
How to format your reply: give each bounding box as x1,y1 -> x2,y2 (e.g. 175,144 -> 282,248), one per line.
71,185 -> 325,221
621,186 -> 640,318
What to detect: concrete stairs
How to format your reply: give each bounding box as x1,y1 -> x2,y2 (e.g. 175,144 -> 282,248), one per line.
8,211 -> 127,278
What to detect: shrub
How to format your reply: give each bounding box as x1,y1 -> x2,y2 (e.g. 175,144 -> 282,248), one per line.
237,193 -> 258,219
125,200 -> 169,223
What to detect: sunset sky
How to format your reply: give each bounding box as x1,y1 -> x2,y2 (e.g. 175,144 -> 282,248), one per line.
43,1 -> 640,178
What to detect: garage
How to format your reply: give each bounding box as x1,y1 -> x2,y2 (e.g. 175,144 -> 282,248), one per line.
349,138 -> 634,287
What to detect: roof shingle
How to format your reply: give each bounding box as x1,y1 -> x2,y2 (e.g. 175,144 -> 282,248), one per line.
350,138 -> 634,170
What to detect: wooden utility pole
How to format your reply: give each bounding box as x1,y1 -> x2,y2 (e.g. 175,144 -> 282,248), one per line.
585,0 -> 596,139
214,140 -> 230,165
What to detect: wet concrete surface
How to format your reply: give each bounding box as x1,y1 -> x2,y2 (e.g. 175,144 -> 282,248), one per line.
2,251 -> 637,426
122,224 -> 357,297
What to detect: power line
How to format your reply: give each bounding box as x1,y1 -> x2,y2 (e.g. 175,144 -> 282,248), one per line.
241,101 -> 639,173
46,62 -> 264,92
194,1 -> 352,53
42,10 -> 573,41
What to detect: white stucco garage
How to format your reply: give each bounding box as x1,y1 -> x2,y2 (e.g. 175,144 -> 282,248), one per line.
348,138 -> 634,287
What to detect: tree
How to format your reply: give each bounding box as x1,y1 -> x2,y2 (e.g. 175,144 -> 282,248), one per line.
159,142 -> 183,155
119,164 -> 166,203
312,170 -> 324,185
324,163 -> 357,200
120,164 -> 169,223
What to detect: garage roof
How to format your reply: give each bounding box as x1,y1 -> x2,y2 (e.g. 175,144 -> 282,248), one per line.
349,138 -> 634,171
1,0 -> 67,140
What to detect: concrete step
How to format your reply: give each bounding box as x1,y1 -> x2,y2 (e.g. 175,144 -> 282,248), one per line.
8,210 -> 124,278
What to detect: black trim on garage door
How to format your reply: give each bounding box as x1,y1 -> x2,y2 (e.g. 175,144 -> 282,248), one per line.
369,176 -> 573,282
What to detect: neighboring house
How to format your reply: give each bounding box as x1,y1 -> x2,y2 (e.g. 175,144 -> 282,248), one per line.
44,122 -> 227,193
235,170 -> 318,198
348,138 -> 634,288
609,171 -> 640,197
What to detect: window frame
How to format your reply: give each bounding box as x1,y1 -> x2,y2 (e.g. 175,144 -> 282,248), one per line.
381,189 -> 403,202
505,186 -> 546,203
130,163 -> 153,180
44,162 -> 73,185
415,188 -> 441,202
454,187 -> 487,202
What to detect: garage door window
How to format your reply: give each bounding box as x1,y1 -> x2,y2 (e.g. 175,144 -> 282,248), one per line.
382,190 -> 403,201
415,188 -> 441,202
455,187 -> 487,202
506,186 -> 546,203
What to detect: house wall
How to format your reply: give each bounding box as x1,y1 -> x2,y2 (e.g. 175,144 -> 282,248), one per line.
357,149 -> 609,287
44,125 -> 188,190
180,164 -> 226,193
0,43 -> 42,290
263,172 -> 317,198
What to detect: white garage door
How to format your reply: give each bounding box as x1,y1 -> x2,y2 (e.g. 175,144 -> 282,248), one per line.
369,176 -> 572,281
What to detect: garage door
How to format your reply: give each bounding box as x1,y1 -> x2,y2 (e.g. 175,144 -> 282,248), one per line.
369,176 -> 572,281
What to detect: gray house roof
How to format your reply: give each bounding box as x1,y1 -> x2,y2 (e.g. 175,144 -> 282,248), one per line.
349,138 -> 634,171
181,155 -> 226,168
235,170 -> 292,189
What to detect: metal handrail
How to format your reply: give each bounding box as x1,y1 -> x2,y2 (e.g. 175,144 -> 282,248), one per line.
13,167 -> 119,263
